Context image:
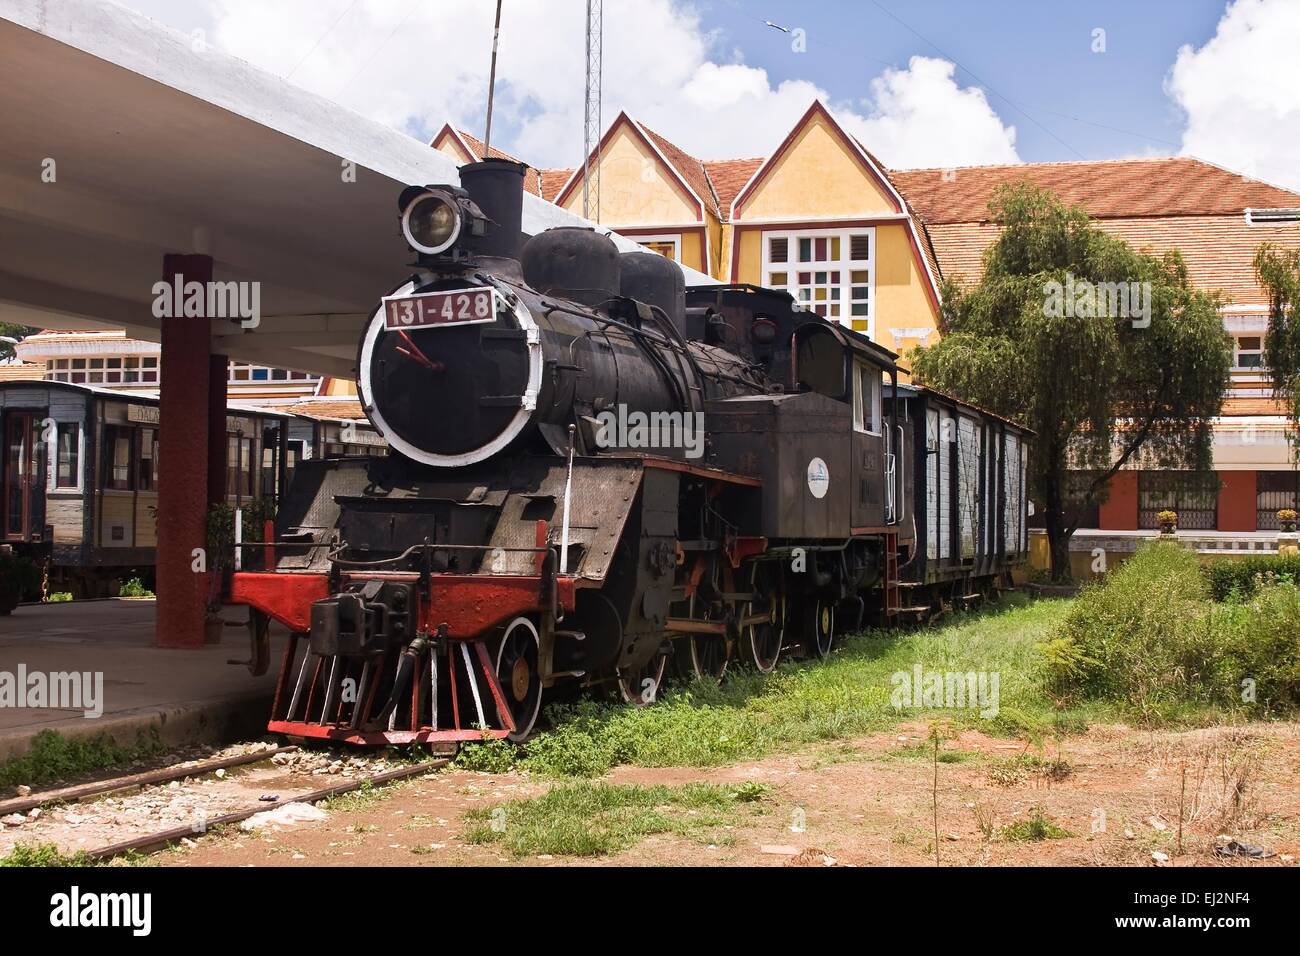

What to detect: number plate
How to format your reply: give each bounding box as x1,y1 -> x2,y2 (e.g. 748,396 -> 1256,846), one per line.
382,287 -> 498,330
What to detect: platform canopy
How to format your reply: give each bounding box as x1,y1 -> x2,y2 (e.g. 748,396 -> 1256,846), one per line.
0,0 -> 716,380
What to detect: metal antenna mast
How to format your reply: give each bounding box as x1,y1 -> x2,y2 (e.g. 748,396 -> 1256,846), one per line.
483,0 -> 504,153
582,0 -> 602,223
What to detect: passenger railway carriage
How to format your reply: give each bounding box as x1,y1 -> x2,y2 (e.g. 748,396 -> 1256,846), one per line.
0,381 -> 383,597
225,159 -> 1032,748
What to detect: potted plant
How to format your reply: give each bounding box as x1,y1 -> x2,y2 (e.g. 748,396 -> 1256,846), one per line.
1278,509 -> 1297,534
1157,509 -> 1178,535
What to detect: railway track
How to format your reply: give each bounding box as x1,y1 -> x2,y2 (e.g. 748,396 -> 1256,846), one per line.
1,744 -> 448,862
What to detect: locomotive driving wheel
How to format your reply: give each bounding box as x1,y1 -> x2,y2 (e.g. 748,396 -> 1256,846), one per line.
493,617 -> 543,741
806,598 -> 836,659
742,564 -> 785,673
618,651 -> 668,706
677,593 -> 730,683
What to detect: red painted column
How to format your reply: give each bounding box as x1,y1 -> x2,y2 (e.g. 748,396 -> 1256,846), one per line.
208,354 -> 228,506
1098,471 -> 1139,531
1217,471 -> 1257,531
156,254 -> 214,648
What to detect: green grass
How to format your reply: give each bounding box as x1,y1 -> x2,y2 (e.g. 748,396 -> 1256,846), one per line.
0,842 -> 91,867
453,734 -> 518,773
521,595 -> 1096,777
1000,808 -> 1073,842
463,780 -> 767,857
1046,543 -> 1300,718
0,728 -> 166,789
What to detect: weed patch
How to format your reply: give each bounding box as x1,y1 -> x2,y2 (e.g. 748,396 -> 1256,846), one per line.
463,780 -> 766,857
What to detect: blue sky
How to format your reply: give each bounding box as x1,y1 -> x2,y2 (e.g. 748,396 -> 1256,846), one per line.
698,0 -> 1232,164
117,0 -> 1300,188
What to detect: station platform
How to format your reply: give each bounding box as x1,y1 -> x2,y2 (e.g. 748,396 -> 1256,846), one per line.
0,601 -> 287,764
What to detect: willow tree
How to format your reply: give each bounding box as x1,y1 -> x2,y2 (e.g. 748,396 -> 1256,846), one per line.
1256,244 -> 1300,451
910,183 -> 1231,580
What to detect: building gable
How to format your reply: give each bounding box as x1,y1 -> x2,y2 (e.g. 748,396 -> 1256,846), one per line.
555,113 -> 704,225
430,124 -> 476,165
732,102 -> 902,222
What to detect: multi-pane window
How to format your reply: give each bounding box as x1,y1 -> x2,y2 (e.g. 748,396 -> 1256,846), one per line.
763,229 -> 875,334
1138,471 -> 1219,530
1233,335 -> 1264,371
228,363 -> 317,383
47,356 -> 159,385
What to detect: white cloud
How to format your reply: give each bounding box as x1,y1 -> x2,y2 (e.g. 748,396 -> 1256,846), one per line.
178,0 -> 1019,170
1167,0 -> 1300,191
840,57 -> 1019,169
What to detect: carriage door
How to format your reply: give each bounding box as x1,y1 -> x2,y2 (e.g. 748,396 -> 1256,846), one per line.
3,412 -> 43,542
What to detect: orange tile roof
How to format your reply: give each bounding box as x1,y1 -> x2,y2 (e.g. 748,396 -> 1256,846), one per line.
891,158 -> 1300,224
539,167 -> 574,202
0,362 -> 43,382
452,128 -> 543,196
703,157 -> 763,220
1222,396 -> 1289,416
281,399 -> 366,421
637,121 -> 719,218
926,216 -> 1300,307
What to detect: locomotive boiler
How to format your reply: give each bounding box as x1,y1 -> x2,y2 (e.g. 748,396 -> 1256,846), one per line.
229,158 -> 1027,747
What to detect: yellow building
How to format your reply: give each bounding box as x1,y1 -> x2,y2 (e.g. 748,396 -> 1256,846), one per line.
432,103 -> 945,359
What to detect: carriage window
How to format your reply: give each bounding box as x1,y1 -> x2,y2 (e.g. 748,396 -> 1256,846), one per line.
103,426 -> 134,490
138,428 -> 157,491
262,445 -> 277,497
227,435 -> 254,499
54,423 -> 81,490
853,362 -> 882,434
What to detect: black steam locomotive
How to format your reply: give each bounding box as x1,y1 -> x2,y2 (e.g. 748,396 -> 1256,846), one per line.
229,159 -> 1030,745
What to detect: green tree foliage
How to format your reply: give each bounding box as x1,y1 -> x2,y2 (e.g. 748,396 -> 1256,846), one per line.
910,184 -> 1231,579
0,323 -> 36,362
1255,243 -> 1300,451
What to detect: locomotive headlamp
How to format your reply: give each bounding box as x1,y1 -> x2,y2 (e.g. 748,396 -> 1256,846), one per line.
401,190 -> 462,255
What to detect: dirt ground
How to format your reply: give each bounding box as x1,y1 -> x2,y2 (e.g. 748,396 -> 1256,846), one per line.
157,721 -> 1300,867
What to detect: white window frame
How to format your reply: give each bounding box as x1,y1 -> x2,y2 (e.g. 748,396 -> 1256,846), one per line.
634,234 -> 682,262
1232,334 -> 1264,373
852,359 -> 882,436
761,226 -> 876,336
46,420 -> 85,495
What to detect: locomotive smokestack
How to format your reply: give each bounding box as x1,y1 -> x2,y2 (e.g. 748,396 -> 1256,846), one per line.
459,158 -> 526,262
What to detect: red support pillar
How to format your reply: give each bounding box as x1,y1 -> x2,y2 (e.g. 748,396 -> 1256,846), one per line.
208,354 -> 228,506
1098,471 -> 1139,531
156,253 -> 219,648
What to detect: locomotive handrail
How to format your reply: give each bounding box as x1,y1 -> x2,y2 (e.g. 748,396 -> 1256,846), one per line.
325,541 -> 553,568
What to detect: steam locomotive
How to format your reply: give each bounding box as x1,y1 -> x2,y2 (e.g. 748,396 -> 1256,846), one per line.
229,158 -> 1031,746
